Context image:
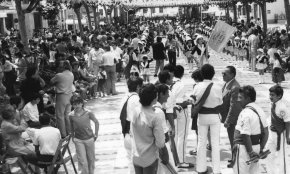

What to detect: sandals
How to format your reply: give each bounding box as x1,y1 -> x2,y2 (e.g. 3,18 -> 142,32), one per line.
189,150 -> 197,155
177,162 -> 194,168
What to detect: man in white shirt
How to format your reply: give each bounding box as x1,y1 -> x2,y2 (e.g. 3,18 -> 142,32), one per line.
88,43 -> 105,76
110,41 -> 123,61
34,114 -> 61,163
171,65 -> 192,167
155,84 -> 177,173
121,77 -> 143,174
22,93 -> 41,128
233,86 -> 269,174
51,61 -> 74,137
193,64 -> 223,174
102,46 -> 118,95
265,85 -> 290,174
131,33 -> 140,50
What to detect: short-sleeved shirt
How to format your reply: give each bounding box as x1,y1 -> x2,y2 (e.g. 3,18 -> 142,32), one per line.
22,102 -> 39,122
51,70 -> 74,94
125,93 -> 140,122
69,110 -> 95,140
154,102 -> 169,133
235,102 -> 268,135
273,99 -> 290,122
34,126 -> 61,155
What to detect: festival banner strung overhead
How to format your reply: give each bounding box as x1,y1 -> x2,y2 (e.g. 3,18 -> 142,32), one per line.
208,20 -> 236,53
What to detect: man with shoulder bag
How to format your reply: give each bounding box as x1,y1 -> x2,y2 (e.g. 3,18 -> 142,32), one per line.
231,86 -> 269,174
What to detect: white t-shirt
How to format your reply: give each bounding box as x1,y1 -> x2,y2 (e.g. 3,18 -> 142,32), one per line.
267,48 -> 277,64
23,102 -> 39,122
235,103 -> 268,135
110,46 -> 123,60
154,102 -> 169,133
34,126 -> 61,155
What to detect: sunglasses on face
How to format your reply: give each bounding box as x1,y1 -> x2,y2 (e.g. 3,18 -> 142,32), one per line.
130,72 -> 139,76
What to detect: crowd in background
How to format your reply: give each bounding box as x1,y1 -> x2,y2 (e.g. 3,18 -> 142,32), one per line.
0,15 -> 289,174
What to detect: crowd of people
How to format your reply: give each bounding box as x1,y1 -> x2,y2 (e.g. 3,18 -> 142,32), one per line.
0,15 -> 289,174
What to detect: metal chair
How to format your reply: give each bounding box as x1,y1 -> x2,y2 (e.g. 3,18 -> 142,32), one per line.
38,135 -> 77,174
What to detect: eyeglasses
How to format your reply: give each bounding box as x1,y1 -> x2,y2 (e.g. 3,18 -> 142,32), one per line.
130,72 -> 139,76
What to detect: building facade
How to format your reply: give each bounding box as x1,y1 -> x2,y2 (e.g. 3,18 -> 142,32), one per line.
0,0 -> 47,38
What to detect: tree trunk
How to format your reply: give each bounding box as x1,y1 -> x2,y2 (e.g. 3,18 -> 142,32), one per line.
92,6 -> 98,30
73,6 -> 84,37
83,2 -> 92,31
15,0 -> 29,53
259,2 -> 267,35
284,0 -> 290,30
226,5 -> 230,22
244,3 -> 250,24
232,2 -> 237,22
103,5 -> 109,24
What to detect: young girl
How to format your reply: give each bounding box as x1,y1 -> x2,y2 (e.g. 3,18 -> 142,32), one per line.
184,39 -> 195,73
97,66 -> 107,98
256,48 -> 268,84
239,37 -> 248,68
272,53 -> 285,86
267,42 -> 278,72
140,55 -> 153,83
233,36 -> 241,66
69,94 -> 99,174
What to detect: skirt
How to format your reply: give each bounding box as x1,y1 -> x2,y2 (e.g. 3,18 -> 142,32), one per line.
141,68 -> 150,76
256,63 -> 267,70
272,67 -> 285,83
234,48 -> 239,56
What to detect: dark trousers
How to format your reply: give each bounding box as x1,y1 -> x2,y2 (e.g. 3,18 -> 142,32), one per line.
168,51 -> 176,66
227,124 -> 236,151
134,159 -> 158,174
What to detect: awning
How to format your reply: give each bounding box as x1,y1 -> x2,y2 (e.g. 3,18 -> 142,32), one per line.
0,12 -> 7,18
65,19 -> 86,25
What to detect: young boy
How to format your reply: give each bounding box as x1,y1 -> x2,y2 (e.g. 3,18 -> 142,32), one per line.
266,85 -> 290,174
154,84 -> 176,173
97,66 -> 107,98
22,93 -> 42,128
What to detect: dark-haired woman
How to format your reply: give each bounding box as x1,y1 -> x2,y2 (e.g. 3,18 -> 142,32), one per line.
272,53 -> 285,86
20,66 -> 46,113
131,84 -> 165,174
124,46 -> 139,80
1,54 -> 17,96
69,94 -> 99,174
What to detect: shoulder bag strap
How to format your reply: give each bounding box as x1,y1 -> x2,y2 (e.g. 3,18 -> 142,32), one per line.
245,106 -> 264,135
191,83 -> 213,116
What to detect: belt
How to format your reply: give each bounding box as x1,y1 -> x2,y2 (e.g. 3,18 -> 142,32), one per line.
234,134 -> 261,145
199,106 -> 220,114
234,130 -> 261,146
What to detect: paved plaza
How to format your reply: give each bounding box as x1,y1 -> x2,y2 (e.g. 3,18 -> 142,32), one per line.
61,49 -> 290,174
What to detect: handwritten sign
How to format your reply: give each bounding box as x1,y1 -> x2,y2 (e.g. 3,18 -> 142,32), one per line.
208,20 -> 236,53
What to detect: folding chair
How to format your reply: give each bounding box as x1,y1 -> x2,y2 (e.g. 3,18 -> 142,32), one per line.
38,135 -> 77,174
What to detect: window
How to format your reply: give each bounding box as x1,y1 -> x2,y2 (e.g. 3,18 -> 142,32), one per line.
99,9 -> 104,16
159,7 -> 163,13
151,8 -> 155,13
143,8 -> 148,14
68,25 -> 73,31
